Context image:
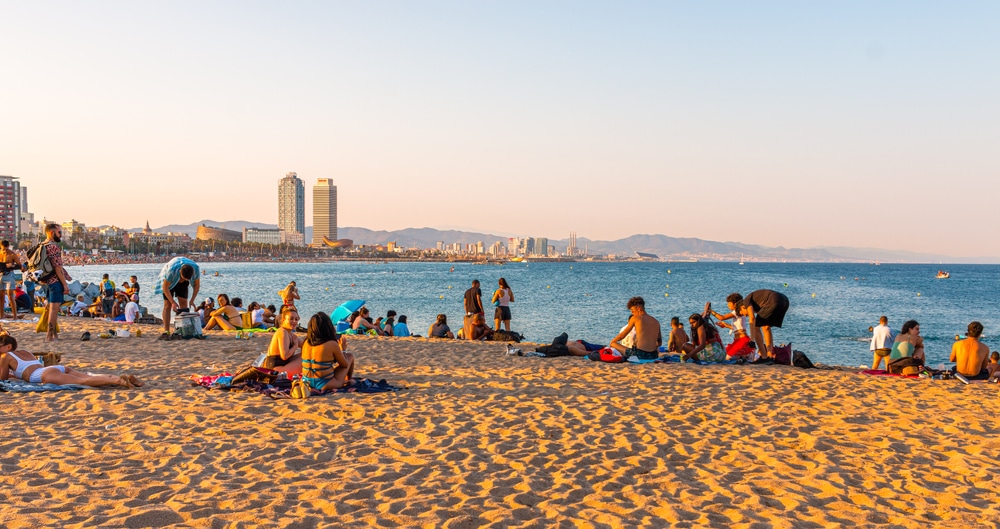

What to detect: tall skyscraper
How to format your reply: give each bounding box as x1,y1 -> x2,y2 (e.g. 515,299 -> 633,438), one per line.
312,178 -> 337,245
0,176 -> 21,241
278,172 -> 305,237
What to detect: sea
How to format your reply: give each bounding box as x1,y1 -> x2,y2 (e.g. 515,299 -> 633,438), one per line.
64,260 -> 998,368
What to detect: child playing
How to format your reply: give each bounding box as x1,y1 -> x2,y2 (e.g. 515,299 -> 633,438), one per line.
666,317 -> 689,353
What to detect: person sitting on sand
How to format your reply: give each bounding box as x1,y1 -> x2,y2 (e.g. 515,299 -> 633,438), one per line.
262,304 -> 277,327
393,315 -> 411,337
300,312 -> 354,391
682,313 -> 726,363
609,297 -> 662,360
247,301 -> 266,329
264,308 -> 302,374
203,294 -> 243,331
429,314 -> 455,339
870,316 -> 895,371
381,310 -> 397,337
666,317 -> 689,353
950,321 -> 990,380
0,334 -> 142,388
469,313 -> 494,341
352,307 -> 385,336
886,320 -> 925,374
986,351 -> 1000,382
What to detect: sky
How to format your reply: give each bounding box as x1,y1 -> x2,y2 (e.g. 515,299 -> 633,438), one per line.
2,1 -> 998,257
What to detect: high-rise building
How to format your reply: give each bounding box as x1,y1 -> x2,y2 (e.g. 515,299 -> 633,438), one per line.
0,176 -> 22,241
278,172 -> 305,237
312,179 -> 337,246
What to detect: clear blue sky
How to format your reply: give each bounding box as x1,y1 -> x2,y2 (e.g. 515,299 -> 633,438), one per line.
2,1 -> 997,257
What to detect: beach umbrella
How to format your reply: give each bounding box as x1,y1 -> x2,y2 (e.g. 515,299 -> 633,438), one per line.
331,299 -> 365,322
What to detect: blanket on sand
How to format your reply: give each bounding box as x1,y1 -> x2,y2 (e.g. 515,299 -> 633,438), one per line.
189,373 -> 402,396
0,379 -> 88,392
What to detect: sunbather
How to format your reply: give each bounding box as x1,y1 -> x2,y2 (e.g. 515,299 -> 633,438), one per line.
265,308 -> 303,375
0,334 -> 142,388
300,312 -> 354,391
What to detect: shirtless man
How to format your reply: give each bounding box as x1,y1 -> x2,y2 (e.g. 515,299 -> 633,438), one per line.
610,296 -> 662,360
950,321 -> 990,380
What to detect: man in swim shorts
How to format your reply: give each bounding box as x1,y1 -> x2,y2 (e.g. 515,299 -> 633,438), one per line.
733,289 -> 789,361
154,256 -> 201,334
950,321 -> 991,380
610,296 -> 662,360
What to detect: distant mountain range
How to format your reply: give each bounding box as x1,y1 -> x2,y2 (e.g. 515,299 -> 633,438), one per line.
137,220 -> 990,263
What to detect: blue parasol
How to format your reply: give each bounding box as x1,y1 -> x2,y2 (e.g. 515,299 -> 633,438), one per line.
331,299 -> 365,323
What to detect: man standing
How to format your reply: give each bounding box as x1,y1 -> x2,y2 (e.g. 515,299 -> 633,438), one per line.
42,224 -> 71,341
950,321 -> 991,380
0,240 -> 22,319
463,279 -> 484,339
154,256 -> 200,335
99,273 -> 116,316
733,289 -> 790,361
870,316 -> 895,370
610,296 -> 662,360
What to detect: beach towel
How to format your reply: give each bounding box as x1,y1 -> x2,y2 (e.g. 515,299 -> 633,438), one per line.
861,369 -> 919,379
190,373 -> 402,396
0,379 -> 88,392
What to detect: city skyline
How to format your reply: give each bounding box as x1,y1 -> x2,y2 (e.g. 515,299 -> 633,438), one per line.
2,2 -> 998,257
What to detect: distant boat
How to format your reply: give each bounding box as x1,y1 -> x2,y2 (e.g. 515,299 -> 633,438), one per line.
739,254 -> 745,265
936,270 -> 950,279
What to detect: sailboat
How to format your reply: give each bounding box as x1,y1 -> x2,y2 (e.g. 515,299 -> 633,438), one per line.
739,254 -> 745,265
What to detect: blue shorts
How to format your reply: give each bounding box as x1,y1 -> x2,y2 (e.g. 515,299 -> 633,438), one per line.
47,282 -> 65,304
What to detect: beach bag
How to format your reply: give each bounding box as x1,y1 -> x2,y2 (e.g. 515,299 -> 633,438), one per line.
290,376 -> 310,399
887,356 -> 922,375
772,343 -> 793,365
489,330 -> 522,343
26,242 -> 55,283
792,350 -> 815,369
598,347 -> 625,363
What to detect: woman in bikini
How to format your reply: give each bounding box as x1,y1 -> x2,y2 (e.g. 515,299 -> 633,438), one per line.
279,281 -> 300,309
300,312 -> 354,392
264,308 -> 302,375
203,294 -> 243,331
0,334 -> 142,388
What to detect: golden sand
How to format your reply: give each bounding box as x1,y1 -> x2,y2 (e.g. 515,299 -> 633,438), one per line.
1,319 -> 998,528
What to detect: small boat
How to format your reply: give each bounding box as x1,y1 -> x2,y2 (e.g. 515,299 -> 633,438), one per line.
739,254 -> 745,265
936,270 -> 950,279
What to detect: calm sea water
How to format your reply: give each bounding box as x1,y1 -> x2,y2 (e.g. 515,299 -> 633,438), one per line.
66,261 -> 999,367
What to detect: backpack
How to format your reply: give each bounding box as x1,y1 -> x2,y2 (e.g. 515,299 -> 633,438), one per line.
26,242 -> 56,283
598,347 -> 625,363
772,343 -> 793,365
101,279 -> 115,297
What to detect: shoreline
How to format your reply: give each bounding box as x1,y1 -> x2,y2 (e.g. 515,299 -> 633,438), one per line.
2,319 -> 997,527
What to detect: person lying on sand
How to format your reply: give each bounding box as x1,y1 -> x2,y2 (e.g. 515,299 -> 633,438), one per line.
0,334 -> 142,388
300,312 -> 355,391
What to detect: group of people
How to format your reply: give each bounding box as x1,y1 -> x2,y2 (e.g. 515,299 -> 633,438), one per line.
257,306 -> 356,391
346,307 -> 411,337
423,278 -> 516,341
871,317 -> 998,380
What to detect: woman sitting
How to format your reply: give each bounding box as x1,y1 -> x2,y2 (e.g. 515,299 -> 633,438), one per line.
264,308 -> 302,375
351,307 -> 385,336
300,312 -> 355,391
203,294 -> 243,331
682,313 -> 726,363
428,314 -> 455,339
262,304 -> 277,327
247,302 -> 267,329
0,334 -> 142,388
887,320 -> 925,374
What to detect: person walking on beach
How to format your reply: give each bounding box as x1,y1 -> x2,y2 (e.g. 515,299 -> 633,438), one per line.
491,278 -> 514,332
610,296 -> 662,360
154,256 -> 200,335
41,224 -> 71,342
0,240 -> 23,320
732,290 -> 790,361
870,316 -> 895,370
950,321 -> 991,380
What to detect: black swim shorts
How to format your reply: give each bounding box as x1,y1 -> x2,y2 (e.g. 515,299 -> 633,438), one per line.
755,293 -> 790,328
494,306 -> 511,322
163,280 -> 190,301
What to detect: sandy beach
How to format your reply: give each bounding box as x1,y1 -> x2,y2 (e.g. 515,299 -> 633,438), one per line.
1,318 -> 998,528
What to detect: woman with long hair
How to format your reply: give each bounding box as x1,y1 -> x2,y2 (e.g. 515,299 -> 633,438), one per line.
300,312 -> 355,391
265,308 -> 303,374
682,313 -> 725,363
0,334 -> 142,388
491,278 -> 514,332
